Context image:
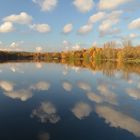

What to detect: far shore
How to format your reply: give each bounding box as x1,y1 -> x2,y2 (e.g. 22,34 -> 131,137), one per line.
0,42 -> 140,63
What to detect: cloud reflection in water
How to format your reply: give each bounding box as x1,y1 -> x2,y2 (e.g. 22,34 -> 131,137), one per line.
96,105 -> 140,137
77,81 -> 91,92
31,102 -> 60,124
72,102 -> 92,120
125,88 -> 140,100
30,81 -> 50,91
97,83 -> 118,105
0,80 -> 14,92
86,92 -> 103,103
62,81 -> 72,92
4,89 -> 33,101
38,132 -> 50,140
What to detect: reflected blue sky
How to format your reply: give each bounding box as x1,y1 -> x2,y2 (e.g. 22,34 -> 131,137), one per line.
0,62 -> 140,139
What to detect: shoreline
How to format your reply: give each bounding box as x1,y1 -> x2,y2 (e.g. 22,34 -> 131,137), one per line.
0,44 -> 140,63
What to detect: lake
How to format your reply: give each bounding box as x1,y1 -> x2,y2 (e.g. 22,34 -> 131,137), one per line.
0,61 -> 140,140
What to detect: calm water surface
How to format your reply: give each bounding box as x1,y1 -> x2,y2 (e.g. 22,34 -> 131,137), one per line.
0,62 -> 140,140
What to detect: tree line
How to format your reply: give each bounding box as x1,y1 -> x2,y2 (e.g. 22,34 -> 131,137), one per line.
0,41 -> 140,62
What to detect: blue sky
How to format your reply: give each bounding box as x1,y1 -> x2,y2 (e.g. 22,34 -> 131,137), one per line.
0,0 -> 140,52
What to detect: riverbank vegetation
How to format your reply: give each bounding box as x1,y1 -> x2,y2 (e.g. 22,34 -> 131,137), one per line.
0,41 -> 140,63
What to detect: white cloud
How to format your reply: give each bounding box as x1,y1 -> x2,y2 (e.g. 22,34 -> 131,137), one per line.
62,41 -> 88,51
0,47 -> 22,52
10,42 -> 19,48
99,20 -> 113,32
99,19 -> 118,32
0,41 -> 23,51
88,12 -> 106,24
88,10 -> 122,24
9,41 -> 24,51
62,40 -> 71,51
72,102 -> 92,119
129,33 -> 138,39
33,0 -> 57,12
35,47 -> 43,52
107,10 -> 123,20
96,105 -> 140,137
31,24 -> 51,33
99,0 -> 131,10
3,12 -> 32,24
62,40 -> 82,51
78,24 -> 93,34
97,10 -> 122,37
72,44 -> 81,50
128,18 -> 140,29
99,19 -> 120,37
0,22 -> 14,33
73,0 -> 94,13
63,40 -> 70,46
109,28 -> 121,35
92,41 -> 97,46
63,24 -> 73,34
